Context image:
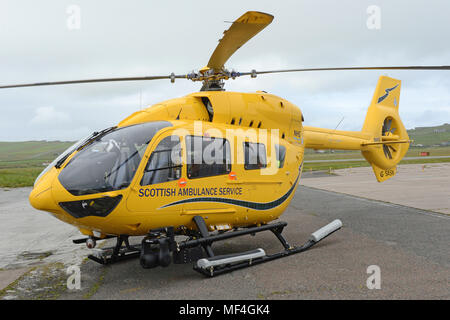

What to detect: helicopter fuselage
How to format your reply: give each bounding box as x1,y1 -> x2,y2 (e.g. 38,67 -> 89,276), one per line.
29,90 -> 306,237
29,74 -> 411,239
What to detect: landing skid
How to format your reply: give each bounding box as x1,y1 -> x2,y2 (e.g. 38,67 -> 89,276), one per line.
187,217 -> 342,277
75,217 -> 342,277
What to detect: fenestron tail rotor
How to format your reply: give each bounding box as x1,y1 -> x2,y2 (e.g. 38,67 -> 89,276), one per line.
381,117 -> 398,160
0,10 -> 449,91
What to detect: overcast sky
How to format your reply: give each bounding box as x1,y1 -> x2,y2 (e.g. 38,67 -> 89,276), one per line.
0,0 -> 449,141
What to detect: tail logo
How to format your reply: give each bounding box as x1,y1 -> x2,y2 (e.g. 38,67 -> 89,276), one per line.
377,84 -> 399,103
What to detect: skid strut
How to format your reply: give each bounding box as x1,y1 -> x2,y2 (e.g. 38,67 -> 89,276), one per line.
192,215 -> 214,257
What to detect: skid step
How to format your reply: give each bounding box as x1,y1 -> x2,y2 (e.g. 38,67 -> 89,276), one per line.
88,245 -> 141,265
86,235 -> 141,265
196,248 -> 266,269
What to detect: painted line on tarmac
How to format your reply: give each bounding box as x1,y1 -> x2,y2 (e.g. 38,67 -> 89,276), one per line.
298,185 -> 450,221
304,155 -> 450,163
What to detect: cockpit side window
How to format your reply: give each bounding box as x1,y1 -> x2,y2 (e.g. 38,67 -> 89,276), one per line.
140,135 -> 182,186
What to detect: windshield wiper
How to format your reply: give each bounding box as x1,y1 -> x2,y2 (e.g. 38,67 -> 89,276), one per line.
54,126 -> 116,169
55,152 -> 72,169
76,126 -> 116,151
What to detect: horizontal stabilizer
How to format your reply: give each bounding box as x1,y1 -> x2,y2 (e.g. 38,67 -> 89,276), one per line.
361,140 -> 411,146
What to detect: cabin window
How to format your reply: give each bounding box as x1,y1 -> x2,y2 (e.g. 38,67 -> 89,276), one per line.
186,136 -> 231,179
243,142 -> 267,170
275,144 -> 286,168
141,136 -> 182,186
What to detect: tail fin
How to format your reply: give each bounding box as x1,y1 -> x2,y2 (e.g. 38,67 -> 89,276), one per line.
361,76 -> 410,182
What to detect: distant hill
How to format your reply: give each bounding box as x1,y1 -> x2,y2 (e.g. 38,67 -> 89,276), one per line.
0,123 -> 448,166
407,123 -> 450,147
0,141 -> 74,169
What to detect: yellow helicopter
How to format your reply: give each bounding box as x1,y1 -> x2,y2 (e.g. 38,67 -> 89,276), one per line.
2,11 -> 448,277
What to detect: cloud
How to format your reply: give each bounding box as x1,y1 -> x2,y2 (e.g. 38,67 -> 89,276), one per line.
0,0 -> 449,141
413,109 -> 450,128
30,106 -> 70,125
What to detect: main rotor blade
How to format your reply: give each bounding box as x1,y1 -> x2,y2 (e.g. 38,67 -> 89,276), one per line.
0,74 -> 187,89
207,11 -> 274,71
241,65 -> 450,77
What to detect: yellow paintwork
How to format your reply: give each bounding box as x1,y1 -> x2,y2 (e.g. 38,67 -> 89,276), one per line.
29,75 -> 409,237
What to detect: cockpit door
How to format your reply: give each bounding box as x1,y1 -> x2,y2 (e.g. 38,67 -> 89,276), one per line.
126,131 -> 184,216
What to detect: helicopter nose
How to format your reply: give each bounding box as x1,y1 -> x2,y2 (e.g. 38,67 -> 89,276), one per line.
29,186 -> 58,212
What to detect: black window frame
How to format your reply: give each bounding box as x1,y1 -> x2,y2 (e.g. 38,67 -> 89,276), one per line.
243,142 -> 267,170
186,135 -> 231,179
140,135 -> 182,186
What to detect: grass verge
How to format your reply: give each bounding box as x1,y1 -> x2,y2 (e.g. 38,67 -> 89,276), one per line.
0,167 -> 43,188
